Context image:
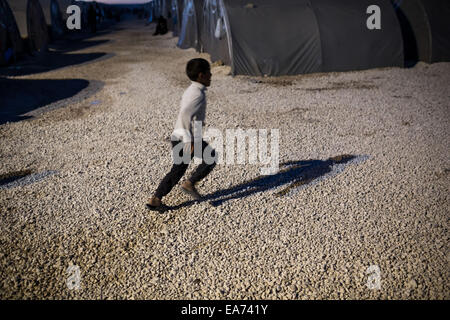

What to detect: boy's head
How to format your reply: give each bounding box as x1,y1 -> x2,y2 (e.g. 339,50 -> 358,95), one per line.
186,58 -> 212,87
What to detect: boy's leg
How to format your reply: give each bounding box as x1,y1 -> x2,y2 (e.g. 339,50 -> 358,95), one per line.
188,140 -> 217,184
154,162 -> 188,199
153,141 -> 191,200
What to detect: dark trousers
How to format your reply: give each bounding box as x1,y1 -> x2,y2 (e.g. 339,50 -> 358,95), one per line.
154,140 -> 216,199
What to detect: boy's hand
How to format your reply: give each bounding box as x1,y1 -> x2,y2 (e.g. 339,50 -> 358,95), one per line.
183,142 -> 194,155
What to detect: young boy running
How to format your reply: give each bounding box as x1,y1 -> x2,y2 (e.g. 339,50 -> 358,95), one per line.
147,58 -> 216,211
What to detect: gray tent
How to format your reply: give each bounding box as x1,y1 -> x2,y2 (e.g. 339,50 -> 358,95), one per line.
194,0 -> 404,76
157,0 -> 172,30
40,0 -> 53,28
173,0 -> 184,36
168,0 -> 181,36
40,0 -> 65,38
147,0 -> 166,23
72,0 -> 89,32
161,0 -> 170,18
393,0 -> 450,64
7,0 -> 29,40
177,0 -> 202,51
27,0 -> 49,52
8,0 -> 49,53
50,0 -> 65,38
57,0 -> 74,21
154,0 -> 162,18
167,0 -> 180,36
0,0 -> 23,65
145,1 -> 154,23
202,0 -> 230,64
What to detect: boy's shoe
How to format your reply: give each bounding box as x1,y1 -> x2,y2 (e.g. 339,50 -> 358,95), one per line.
146,196 -> 168,213
146,203 -> 169,213
181,180 -> 202,200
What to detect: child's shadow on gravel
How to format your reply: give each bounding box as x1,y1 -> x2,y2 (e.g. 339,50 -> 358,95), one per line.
171,154 -> 361,210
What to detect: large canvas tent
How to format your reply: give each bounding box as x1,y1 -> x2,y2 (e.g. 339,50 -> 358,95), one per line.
165,0 -> 176,32
0,0 -> 23,65
393,0 -> 450,64
27,0 -> 50,52
161,0 -> 170,18
71,0 -> 90,32
174,0 -> 184,36
177,0 -> 202,51
145,1 -> 154,23
50,0 -> 65,37
153,0 -> 163,18
39,0 -> 65,38
57,0 -> 73,21
175,0 -> 246,62
8,0 -> 50,53
168,0 -> 182,36
193,0 -> 404,76
202,0 -> 230,64
7,0 -> 28,41
146,0 -> 165,24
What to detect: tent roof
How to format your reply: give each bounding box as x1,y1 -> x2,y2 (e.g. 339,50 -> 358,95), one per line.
220,0 -> 403,75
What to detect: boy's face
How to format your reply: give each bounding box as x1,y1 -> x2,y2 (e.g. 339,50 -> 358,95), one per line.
197,69 -> 212,87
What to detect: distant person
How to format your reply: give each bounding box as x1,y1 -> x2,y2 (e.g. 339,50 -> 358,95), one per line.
146,59 -> 216,212
88,4 -> 97,33
153,16 -> 168,35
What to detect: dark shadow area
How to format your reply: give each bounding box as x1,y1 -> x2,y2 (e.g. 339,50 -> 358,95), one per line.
49,39 -> 111,53
0,170 -> 33,186
111,27 -> 126,32
166,155 -> 359,210
0,51 -> 111,77
59,28 -> 114,43
393,4 -> 419,68
0,78 -> 90,124
0,169 -> 58,189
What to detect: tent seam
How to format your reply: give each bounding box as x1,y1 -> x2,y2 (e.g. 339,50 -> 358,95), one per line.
307,0 -> 324,72
416,0 -> 432,62
219,0 -> 234,76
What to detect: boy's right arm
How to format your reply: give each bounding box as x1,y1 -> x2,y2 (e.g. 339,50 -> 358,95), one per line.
182,142 -> 194,155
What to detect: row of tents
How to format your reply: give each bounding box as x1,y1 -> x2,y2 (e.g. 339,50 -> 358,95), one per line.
2,0 -> 449,75
0,0 -> 117,66
154,0 -> 450,76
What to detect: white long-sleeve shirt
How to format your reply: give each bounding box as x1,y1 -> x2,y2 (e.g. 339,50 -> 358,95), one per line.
171,81 -> 206,143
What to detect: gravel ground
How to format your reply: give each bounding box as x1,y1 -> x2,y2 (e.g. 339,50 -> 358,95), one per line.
0,19 -> 449,299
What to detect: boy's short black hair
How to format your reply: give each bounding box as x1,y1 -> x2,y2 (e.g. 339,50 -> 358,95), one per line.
186,58 -> 210,81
